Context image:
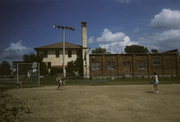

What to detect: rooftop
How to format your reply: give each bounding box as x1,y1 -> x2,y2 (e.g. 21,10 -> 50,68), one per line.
35,42 -> 82,50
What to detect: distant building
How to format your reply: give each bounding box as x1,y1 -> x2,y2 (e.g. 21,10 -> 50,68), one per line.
90,50 -> 180,79
35,42 -> 82,69
34,22 -> 180,79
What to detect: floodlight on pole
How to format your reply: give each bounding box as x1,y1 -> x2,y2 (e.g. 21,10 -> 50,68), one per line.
53,25 -> 75,80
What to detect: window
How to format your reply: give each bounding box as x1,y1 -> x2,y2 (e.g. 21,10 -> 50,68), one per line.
108,62 -> 116,70
138,61 -> 146,69
47,62 -> 51,68
43,50 -> 48,58
68,50 -> 72,58
153,57 -> 160,65
123,62 -> 131,67
55,50 -> 59,57
91,62 -> 100,70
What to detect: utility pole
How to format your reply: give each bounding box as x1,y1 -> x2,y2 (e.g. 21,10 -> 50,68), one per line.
53,25 -> 75,80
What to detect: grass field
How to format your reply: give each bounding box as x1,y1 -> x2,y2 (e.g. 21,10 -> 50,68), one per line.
4,84 -> 180,122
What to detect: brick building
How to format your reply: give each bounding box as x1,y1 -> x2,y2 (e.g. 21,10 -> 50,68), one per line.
90,50 -> 179,79
34,22 -> 180,79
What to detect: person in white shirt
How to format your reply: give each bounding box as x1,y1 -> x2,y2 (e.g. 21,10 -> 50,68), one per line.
57,78 -> 63,90
153,72 -> 160,93
56,74 -> 63,90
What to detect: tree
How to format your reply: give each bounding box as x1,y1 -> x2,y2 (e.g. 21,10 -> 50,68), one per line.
151,49 -> 159,54
66,61 -> 76,77
66,57 -> 83,78
23,53 -> 43,63
125,45 -> 149,53
0,61 -> 11,75
23,53 -> 48,75
91,47 -> 110,54
74,57 -> 83,77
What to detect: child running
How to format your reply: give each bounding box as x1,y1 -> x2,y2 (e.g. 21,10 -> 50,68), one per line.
57,78 -> 63,90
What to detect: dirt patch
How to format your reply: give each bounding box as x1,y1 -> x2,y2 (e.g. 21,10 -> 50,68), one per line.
7,84 -> 180,122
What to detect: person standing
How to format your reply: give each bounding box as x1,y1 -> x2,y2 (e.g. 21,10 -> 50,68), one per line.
153,72 -> 160,93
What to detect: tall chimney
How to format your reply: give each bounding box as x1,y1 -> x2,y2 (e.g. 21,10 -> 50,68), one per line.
81,22 -> 89,79
81,22 -> 87,48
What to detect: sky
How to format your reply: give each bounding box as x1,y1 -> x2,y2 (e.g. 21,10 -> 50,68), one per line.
0,0 -> 180,63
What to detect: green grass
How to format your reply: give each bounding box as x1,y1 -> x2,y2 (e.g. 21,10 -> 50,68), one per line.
39,77 -> 180,86
66,77 -> 180,86
0,77 -> 180,91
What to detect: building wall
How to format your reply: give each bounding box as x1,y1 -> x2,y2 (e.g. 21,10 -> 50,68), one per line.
90,53 -> 179,79
38,49 -> 79,66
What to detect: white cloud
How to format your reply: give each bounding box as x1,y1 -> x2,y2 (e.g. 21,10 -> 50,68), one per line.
138,8 -> 180,52
96,29 -> 127,43
0,40 -> 33,61
100,38 -> 137,53
93,29 -> 137,53
139,29 -> 180,51
151,9 -> 180,29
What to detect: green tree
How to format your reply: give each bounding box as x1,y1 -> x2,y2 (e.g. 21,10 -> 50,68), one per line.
23,53 -> 48,75
74,57 -> 83,77
66,61 -> 76,77
0,61 -> 12,75
91,47 -> 110,54
125,45 -> 149,53
23,53 -> 43,63
151,49 -> 159,53
66,57 -> 83,78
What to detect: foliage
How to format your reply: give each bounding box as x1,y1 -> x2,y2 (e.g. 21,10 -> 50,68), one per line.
39,62 -> 49,75
0,61 -> 12,75
151,49 -> 159,53
91,47 -> 110,54
74,57 -> 83,76
125,45 -> 149,53
23,53 -> 43,63
23,53 -> 48,75
66,61 -> 76,77
66,57 -> 83,78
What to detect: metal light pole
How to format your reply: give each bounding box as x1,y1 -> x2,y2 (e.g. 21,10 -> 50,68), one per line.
53,25 -> 75,80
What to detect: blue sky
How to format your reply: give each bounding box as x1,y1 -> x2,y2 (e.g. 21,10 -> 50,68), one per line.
1,0 -> 180,62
